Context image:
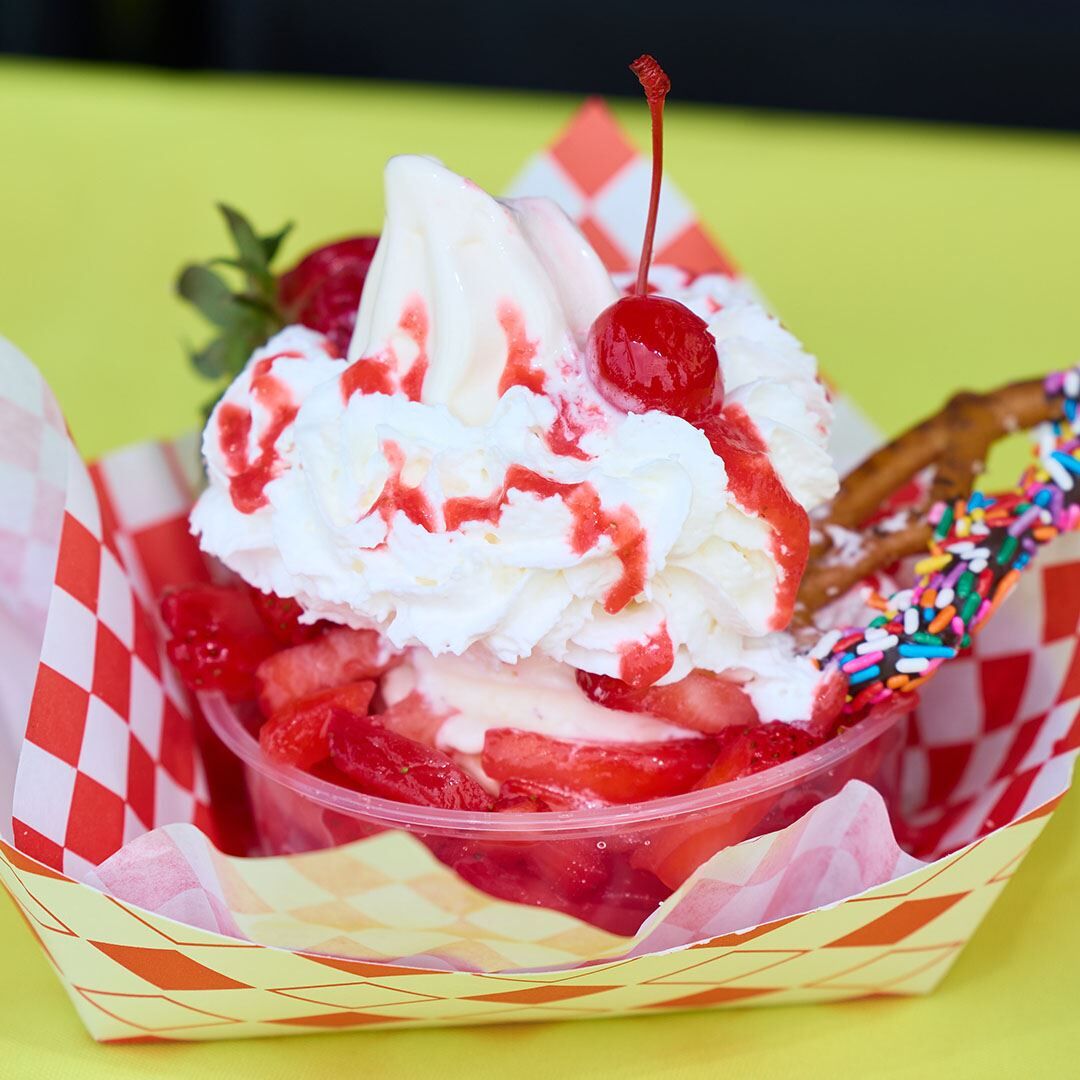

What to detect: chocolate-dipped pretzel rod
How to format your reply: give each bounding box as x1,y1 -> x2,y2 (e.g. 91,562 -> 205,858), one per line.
809,368 -> 1080,714
797,378 -> 1065,621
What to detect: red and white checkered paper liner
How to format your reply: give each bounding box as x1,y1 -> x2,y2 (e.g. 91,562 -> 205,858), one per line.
5,342 -> 214,880
1,100 -> 1078,1039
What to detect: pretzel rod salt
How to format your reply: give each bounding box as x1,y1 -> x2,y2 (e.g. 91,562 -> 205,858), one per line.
797,377 -> 1065,619
810,367 -> 1080,714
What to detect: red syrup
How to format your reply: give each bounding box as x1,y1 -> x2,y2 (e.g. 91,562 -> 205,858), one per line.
600,506 -> 647,615
218,352 -> 303,514
496,301 -> 546,396
340,295 -> 429,404
397,298 -> 429,401
546,397 -> 593,460
372,440 -> 437,532
340,357 -> 393,399
443,465 -> 647,614
702,405 -> 809,630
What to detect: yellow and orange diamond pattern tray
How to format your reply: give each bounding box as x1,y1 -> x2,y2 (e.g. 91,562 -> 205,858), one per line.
0,792 -> 1061,1041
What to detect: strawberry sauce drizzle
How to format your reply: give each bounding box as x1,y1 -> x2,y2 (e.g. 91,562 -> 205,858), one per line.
340,296 -> 429,404
398,299 -> 429,401
618,622 -> 674,687
702,404 -> 809,630
373,441 -> 436,532
441,489 -> 504,533
323,287 -> 644,607
218,353 -> 301,514
341,358 -> 394,398
601,508 -> 648,614
443,467 -> 581,537
546,398 -> 593,460
496,302 -> 546,396
443,465 -> 647,612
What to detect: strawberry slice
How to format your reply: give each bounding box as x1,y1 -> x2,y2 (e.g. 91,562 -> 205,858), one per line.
435,836 -> 609,914
439,843 -> 552,908
529,839 -> 613,903
256,627 -> 399,716
482,729 -> 719,804
633,800 -> 772,890
375,690 -> 450,745
247,588 -> 325,646
328,712 -> 493,811
320,806 -> 386,848
435,834 -> 665,934
161,584 -> 275,701
467,788 -> 614,904
491,792 -> 550,814
588,862 -> 671,936
277,236 -> 379,356
696,721 -> 823,787
495,777 -> 601,811
634,722 -> 825,888
807,667 -> 847,738
259,680 -> 375,768
577,668 -> 758,734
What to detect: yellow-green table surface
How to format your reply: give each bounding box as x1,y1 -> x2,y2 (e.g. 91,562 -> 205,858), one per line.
2,58 -> 1080,1078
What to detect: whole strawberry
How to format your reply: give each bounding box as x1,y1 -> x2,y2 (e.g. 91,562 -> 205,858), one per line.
176,204 -> 377,407
246,587 -> 325,646
699,722 -> 824,786
277,236 -> 379,356
160,584 -> 276,702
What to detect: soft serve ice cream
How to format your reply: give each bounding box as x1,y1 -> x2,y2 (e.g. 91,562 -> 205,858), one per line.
191,155 -> 838,740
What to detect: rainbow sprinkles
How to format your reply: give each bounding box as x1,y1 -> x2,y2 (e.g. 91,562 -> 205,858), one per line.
815,366 -> 1080,713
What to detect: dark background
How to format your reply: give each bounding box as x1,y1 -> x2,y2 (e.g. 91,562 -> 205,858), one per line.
3,0 -> 1080,129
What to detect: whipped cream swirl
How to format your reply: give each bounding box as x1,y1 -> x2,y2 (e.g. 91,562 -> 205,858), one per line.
191,156 -> 837,709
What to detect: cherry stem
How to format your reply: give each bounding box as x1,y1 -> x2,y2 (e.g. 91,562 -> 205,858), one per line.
629,54 -> 671,297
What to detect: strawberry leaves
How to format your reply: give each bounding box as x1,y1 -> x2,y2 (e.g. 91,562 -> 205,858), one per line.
177,204 -> 293,403
213,205 -> 291,292
178,264 -> 239,327
177,204 -> 378,414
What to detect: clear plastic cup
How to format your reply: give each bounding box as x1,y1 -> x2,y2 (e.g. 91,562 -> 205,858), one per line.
201,693 -> 911,935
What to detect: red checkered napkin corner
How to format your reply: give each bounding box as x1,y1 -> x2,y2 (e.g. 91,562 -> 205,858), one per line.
8,360 -> 214,878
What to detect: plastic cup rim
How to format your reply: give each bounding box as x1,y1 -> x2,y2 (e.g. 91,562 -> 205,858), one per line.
200,692 -> 911,839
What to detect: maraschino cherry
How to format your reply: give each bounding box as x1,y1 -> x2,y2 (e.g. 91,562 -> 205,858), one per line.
585,55 -> 722,423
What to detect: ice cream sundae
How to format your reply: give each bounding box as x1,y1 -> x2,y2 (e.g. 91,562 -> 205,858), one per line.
161,56 -> 1080,931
